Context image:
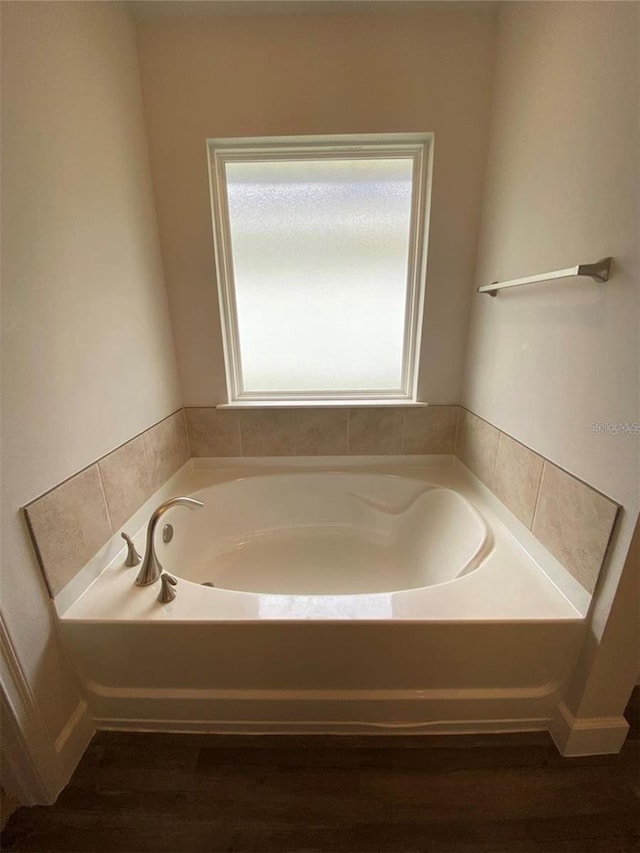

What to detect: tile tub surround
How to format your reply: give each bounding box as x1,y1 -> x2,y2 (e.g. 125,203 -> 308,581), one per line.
492,433 -> 544,529
455,409 -> 619,594
185,405 -> 459,458
97,434 -> 150,532
24,411 -> 189,597
23,402 -> 618,600
24,467 -> 112,598
455,409 -> 500,485
185,404 -> 617,592
144,410 -> 190,491
532,463 -> 619,594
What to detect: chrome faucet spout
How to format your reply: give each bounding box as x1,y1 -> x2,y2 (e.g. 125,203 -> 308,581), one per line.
135,497 -> 204,586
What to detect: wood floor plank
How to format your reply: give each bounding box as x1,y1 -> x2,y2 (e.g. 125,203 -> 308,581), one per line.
3,809 -> 638,853
3,690 -> 639,853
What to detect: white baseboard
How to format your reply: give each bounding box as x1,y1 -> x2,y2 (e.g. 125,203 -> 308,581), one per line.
87,691 -> 629,755
55,700 -> 95,780
86,685 -> 559,738
550,701 -> 629,756
94,716 -> 551,736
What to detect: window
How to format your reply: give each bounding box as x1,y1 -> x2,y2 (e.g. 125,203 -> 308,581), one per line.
207,134 -> 433,405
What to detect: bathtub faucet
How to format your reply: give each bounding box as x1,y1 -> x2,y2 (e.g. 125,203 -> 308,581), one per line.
135,496 -> 204,587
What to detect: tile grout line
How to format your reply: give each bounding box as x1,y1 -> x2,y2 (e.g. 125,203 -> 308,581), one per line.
489,430 -> 502,490
166,411 -> 179,464
177,409 -> 188,463
529,460 -> 547,533
456,406 -> 466,464
236,411 -> 244,458
140,425 -> 153,497
453,405 -> 460,461
183,408 -> 194,459
292,409 -> 298,457
170,411 -> 182,466
95,464 -> 115,535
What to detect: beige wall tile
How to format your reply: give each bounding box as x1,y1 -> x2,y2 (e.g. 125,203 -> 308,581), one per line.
492,433 -> 544,528
294,409 -> 349,456
143,411 -> 188,490
25,466 -> 112,596
455,406 -> 465,458
98,434 -> 151,531
173,410 -> 190,466
532,462 -> 618,593
186,408 -> 241,457
457,410 -> 499,486
239,410 -> 294,456
402,406 -> 458,454
349,408 -> 403,455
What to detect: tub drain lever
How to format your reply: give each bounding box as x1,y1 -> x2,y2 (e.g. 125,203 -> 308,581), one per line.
158,573 -> 178,604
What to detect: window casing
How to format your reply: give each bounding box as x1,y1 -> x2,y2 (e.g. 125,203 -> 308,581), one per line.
207,134 -> 433,405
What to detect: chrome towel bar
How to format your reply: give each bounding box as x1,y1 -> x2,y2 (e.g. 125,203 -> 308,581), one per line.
478,257 -> 612,297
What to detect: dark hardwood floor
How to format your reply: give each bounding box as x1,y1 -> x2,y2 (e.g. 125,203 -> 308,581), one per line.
3,691 -> 638,853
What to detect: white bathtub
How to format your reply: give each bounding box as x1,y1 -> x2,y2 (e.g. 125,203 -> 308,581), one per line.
57,458 -> 587,741
161,473 -> 492,595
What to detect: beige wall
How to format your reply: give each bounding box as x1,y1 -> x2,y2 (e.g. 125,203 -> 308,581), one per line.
136,6 -> 496,405
463,2 -> 639,716
1,1 -> 181,757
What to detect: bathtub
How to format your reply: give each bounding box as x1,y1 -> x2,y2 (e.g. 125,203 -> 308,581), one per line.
57,457 -> 587,739
157,472 -> 493,595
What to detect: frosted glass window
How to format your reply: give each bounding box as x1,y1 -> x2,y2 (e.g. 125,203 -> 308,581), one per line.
208,136 -> 432,402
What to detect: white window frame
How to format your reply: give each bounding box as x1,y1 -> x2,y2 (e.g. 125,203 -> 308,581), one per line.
207,133 -> 433,405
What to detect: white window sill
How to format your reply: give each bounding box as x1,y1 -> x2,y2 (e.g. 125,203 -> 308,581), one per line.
216,401 -> 429,410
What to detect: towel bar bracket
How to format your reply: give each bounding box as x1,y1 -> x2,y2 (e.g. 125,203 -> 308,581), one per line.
577,257 -> 612,283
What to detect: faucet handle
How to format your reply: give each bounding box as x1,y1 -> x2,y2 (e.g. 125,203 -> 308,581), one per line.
158,573 -> 177,604
121,532 -> 141,567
